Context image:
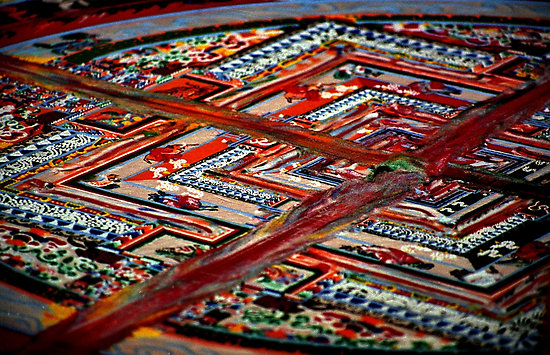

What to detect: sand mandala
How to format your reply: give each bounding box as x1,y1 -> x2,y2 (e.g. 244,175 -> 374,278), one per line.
0,1 -> 549,353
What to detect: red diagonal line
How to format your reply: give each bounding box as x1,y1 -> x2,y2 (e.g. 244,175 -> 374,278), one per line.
415,73 -> 550,177
0,54 -> 390,167
24,170 -> 425,353
413,73 -> 550,199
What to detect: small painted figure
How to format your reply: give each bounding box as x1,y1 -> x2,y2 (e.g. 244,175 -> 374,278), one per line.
85,173 -> 120,189
144,143 -> 198,164
148,190 -> 217,211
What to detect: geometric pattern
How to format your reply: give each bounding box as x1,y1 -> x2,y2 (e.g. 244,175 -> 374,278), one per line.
0,1 -> 549,354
